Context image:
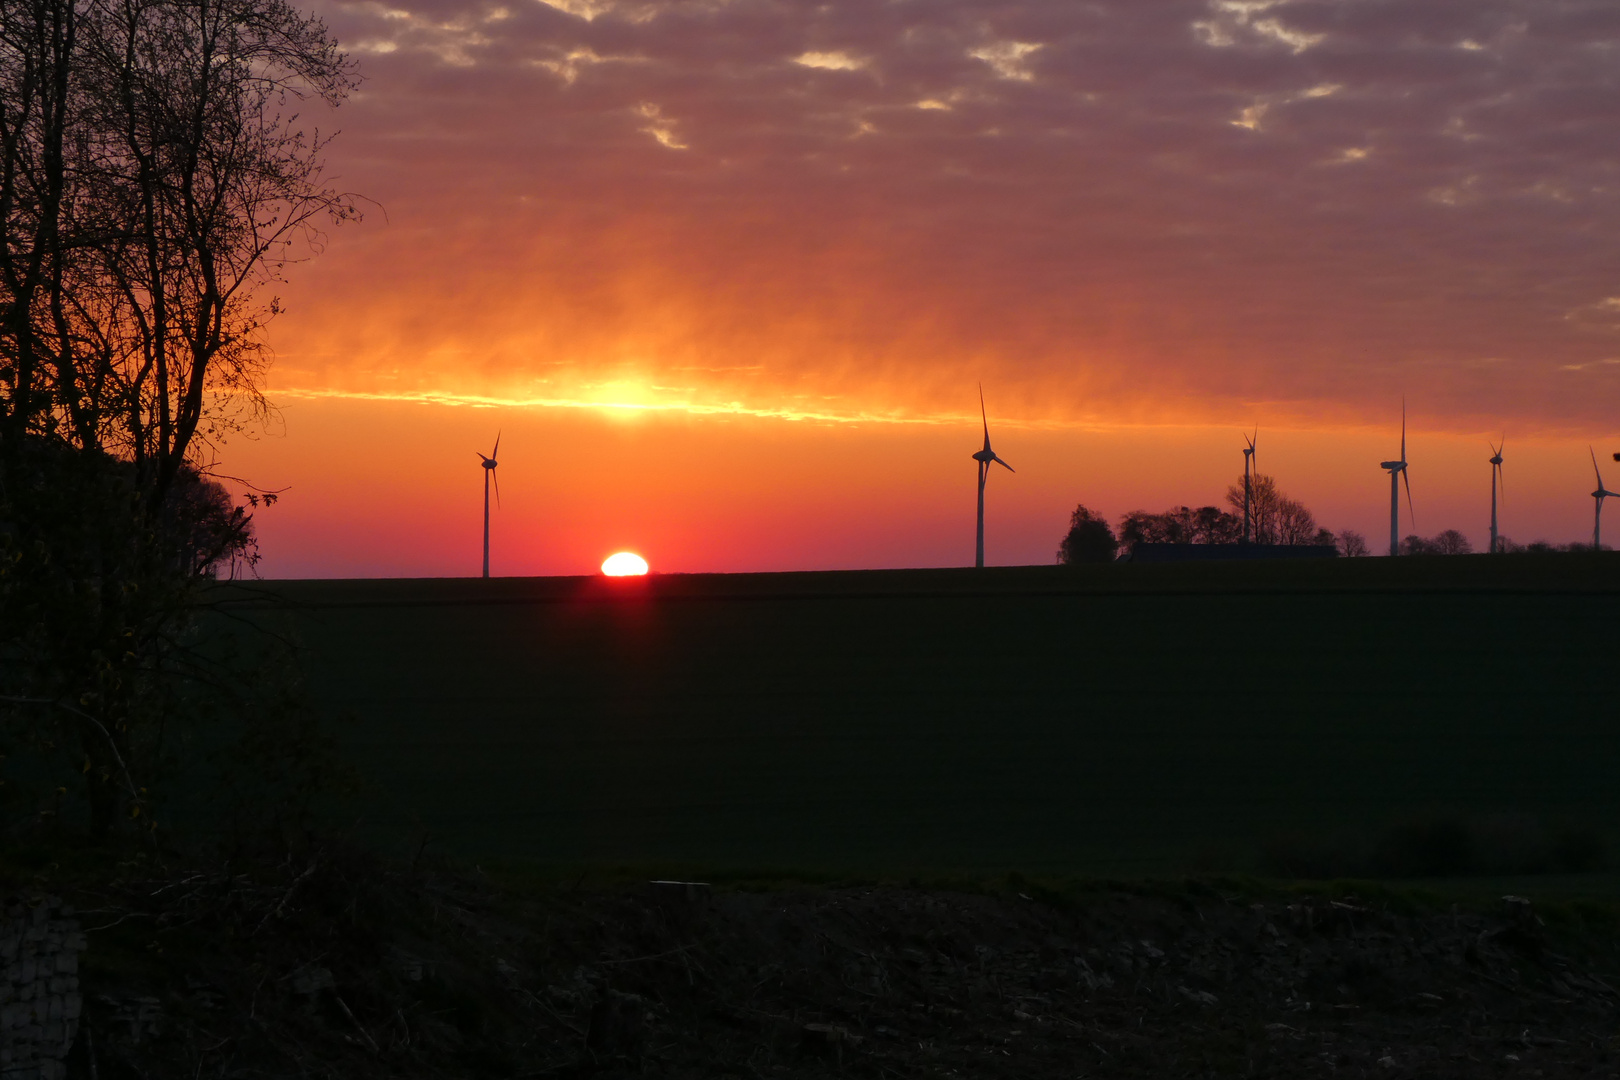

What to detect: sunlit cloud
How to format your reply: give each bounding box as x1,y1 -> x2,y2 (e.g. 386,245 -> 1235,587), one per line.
1250,17 -> 1323,53
1194,0 -> 1321,52
534,0 -> 619,21
1231,83 -> 1337,132
793,50 -> 866,71
1427,177 -> 1483,207
270,385 -> 984,426
968,41 -> 1042,81
531,45 -> 636,84
1232,103 -> 1266,131
635,101 -> 687,148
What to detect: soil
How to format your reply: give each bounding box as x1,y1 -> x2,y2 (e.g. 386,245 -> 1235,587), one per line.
59,854 -> 1620,1078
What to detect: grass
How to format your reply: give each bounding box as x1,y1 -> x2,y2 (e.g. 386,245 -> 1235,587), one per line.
215,553 -> 1620,881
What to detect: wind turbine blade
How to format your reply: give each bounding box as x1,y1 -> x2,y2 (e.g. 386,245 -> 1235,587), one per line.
1592,446 -> 1605,488
1400,400 -> 1406,462
492,466 -> 501,508
994,455 -> 1014,473
979,384 -> 989,444
1402,468 -> 1415,530
492,431 -> 501,460
1497,462 -> 1504,505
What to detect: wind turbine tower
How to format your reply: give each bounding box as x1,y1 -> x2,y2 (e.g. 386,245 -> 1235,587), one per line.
1590,447 -> 1616,550
1241,430 -> 1257,543
971,387 -> 1014,568
1378,406 -> 1414,556
1488,439 -> 1504,553
478,433 -> 501,578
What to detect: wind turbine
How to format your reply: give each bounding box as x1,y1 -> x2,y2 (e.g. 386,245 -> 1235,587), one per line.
1487,439 -> 1504,553
1589,447 -> 1616,550
971,387 -> 1014,568
1241,429 -> 1257,543
1379,405 -> 1414,556
477,432 -> 500,578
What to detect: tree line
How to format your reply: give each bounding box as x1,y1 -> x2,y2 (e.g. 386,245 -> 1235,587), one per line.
1058,478 -> 1602,563
1058,472 -> 1339,562
0,0 -> 357,843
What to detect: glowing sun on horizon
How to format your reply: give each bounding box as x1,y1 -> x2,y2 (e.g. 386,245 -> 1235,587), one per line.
601,551 -> 649,576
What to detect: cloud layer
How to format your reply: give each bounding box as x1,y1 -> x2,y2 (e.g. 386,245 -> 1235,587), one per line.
280,0 -> 1620,430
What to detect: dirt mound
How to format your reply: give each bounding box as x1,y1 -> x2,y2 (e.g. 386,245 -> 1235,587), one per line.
62,857 -> 1620,1077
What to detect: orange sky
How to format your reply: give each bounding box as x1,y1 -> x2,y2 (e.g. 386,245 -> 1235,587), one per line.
223,0 -> 1620,576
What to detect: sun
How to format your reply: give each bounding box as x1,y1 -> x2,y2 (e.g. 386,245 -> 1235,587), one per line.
601,551 -> 649,576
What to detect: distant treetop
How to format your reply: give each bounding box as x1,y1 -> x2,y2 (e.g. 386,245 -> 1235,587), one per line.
1057,505 -> 1118,564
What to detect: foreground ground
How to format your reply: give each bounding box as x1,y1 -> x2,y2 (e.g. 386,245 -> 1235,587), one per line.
52,850 -> 1620,1078
219,556 -> 1620,876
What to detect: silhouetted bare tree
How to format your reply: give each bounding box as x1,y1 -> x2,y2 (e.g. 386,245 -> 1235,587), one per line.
1432,529 -> 1473,555
1403,530 -> 1474,555
1117,505 -> 1242,547
0,0 -> 358,841
77,0 -> 358,501
1221,474 -> 1332,546
1336,529 -> 1369,557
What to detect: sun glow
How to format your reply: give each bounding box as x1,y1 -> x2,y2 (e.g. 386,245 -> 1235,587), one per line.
601,551 -> 650,576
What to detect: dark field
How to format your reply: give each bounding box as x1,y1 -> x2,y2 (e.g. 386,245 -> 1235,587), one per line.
226,555 -> 1620,878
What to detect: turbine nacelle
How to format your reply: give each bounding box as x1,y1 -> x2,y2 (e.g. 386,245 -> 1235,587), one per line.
973,447 -> 1013,471
972,387 -> 1013,472
1591,447 -> 1614,550
1590,447 -> 1615,501
1379,460 -> 1406,471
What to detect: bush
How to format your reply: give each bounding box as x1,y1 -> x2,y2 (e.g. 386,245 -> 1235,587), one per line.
1057,504 -> 1118,563
0,439 -> 338,850
1258,813 -> 1608,880
1336,530 -> 1369,557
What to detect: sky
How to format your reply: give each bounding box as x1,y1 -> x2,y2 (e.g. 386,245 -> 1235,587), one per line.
230,0 -> 1620,576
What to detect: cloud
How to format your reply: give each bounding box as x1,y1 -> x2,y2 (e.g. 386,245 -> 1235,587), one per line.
1193,0 -> 1323,53
530,44 -> 638,83
968,41 -> 1043,81
533,0 -> 627,21
793,49 -> 866,71
634,101 -> 687,148
292,0 -> 1620,430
